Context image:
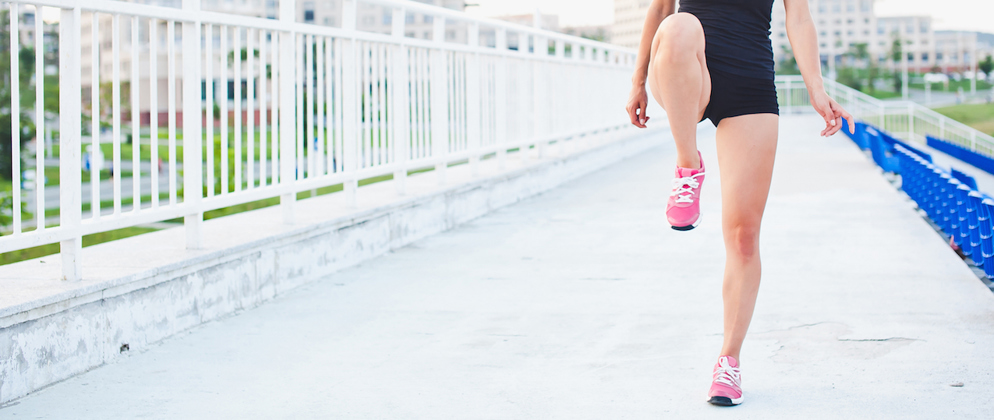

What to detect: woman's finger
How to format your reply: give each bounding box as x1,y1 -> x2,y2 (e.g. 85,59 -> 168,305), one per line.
627,104 -> 642,127
840,109 -> 856,134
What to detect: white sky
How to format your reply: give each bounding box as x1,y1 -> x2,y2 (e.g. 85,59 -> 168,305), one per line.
466,0 -> 994,34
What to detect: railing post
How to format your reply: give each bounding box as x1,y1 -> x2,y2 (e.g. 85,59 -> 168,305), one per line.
280,0 -> 298,220
847,89 -> 854,117
466,22 -> 482,176
495,28 -> 508,169
519,32 -> 531,165
573,42 -> 584,152
533,35 -> 547,159
907,101 -> 914,141
785,79 -> 792,115
341,0 -> 358,206
879,103 -> 885,132
58,6 -> 82,280
391,7 -> 410,192
554,39 -> 565,155
182,0 -> 203,248
939,117 -> 945,140
430,16 -> 449,184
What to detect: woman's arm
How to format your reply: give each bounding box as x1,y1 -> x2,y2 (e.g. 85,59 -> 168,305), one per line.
784,0 -> 855,136
626,0 -> 677,128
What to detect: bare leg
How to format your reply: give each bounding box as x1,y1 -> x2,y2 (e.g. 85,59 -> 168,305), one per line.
714,113 -> 779,360
646,13 -> 711,170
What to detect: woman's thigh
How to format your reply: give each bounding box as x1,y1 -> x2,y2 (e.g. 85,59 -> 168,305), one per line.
646,12 -> 711,120
715,113 -> 779,228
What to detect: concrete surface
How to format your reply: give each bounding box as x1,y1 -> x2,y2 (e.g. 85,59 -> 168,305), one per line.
0,125 -> 657,405
4,115 -> 994,418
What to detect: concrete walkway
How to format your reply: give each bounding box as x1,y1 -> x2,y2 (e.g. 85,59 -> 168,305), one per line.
4,115 -> 994,418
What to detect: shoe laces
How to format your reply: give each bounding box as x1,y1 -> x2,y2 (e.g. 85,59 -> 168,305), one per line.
671,173 -> 704,203
713,357 -> 741,388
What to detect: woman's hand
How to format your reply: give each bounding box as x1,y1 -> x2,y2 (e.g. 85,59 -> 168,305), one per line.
626,83 -> 651,128
809,89 -> 855,137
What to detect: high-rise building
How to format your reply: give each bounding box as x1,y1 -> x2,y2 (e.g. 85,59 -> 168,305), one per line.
934,31 -> 994,73
611,0 -> 649,49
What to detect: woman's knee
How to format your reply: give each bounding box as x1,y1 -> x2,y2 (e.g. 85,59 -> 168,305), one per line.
725,223 -> 761,258
653,13 -> 704,59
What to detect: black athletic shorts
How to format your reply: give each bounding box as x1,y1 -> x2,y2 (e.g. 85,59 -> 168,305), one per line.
700,67 -> 780,127
678,0 -> 780,126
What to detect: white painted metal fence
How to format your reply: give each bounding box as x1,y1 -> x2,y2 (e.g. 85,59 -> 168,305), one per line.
777,75 -> 994,157
0,0 -> 636,280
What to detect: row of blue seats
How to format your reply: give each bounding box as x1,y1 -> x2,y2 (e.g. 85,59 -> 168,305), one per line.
841,119 -> 931,173
841,119 -> 981,188
895,144 -> 994,279
841,119 -> 992,279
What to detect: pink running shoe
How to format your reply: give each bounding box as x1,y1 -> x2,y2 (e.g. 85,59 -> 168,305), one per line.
666,152 -> 705,231
707,355 -> 743,406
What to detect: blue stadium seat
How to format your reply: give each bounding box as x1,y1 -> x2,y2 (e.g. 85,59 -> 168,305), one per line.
982,199 -> 994,280
865,126 -> 901,173
928,135 -> 994,177
939,175 -> 959,234
954,183 -> 973,253
951,168 -> 979,190
968,192 -> 985,268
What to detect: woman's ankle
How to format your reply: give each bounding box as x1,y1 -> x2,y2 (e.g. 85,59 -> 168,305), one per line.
676,152 -> 702,170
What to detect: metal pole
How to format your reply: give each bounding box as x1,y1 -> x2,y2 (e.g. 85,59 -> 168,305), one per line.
466,22 -> 482,175
902,50 -> 909,101
182,0 -> 203,248
391,6 -> 409,192
341,0 -> 358,207
59,6 -> 83,281
430,16 -> 449,185
280,0 -> 298,220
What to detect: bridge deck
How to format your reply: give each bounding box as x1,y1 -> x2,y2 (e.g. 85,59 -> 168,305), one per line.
5,115 -> 994,418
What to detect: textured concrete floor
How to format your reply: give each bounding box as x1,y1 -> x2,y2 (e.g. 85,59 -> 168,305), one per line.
4,115 -> 994,418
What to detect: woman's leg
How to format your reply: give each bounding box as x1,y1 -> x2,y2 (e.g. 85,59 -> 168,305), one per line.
646,13 -> 711,170
714,113 -> 779,360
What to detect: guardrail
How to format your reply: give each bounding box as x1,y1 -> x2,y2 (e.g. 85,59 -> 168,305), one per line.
776,75 -> 994,159
0,0 -> 637,280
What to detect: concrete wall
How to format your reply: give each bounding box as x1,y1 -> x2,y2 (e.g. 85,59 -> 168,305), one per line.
0,128 -> 663,404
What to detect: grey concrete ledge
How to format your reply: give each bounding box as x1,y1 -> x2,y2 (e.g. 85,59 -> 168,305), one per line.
0,126 -> 666,404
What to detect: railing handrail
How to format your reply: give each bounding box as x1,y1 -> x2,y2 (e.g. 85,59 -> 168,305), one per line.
6,0 -> 633,56
775,74 -> 994,157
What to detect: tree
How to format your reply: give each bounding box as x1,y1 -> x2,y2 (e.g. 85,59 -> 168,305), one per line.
776,46 -> 800,75
890,35 -> 903,93
981,55 -> 994,76
0,9 -> 37,181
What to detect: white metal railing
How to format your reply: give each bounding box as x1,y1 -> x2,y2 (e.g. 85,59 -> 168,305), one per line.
0,0 -> 637,280
776,75 -> 994,157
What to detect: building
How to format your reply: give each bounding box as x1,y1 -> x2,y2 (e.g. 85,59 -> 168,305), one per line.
934,31 -> 994,73
562,25 -> 611,43
493,13 -> 560,32
875,16 -> 935,72
770,0 -> 887,72
611,0 -> 648,49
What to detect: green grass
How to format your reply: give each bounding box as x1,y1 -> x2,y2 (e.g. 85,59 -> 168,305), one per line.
910,79 -> 993,92
41,167 -> 132,185
0,226 -> 160,266
932,103 -> 994,136
861,89 -> 902,100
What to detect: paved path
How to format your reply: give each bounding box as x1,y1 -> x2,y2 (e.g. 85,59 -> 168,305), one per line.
4,115 -> 994,418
